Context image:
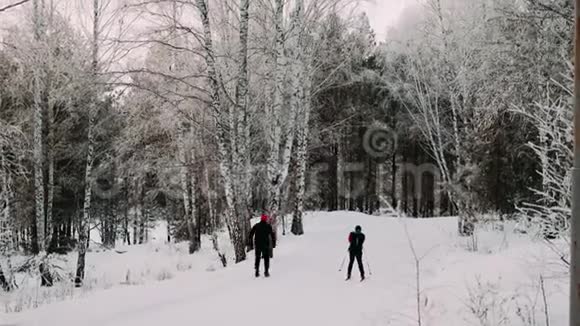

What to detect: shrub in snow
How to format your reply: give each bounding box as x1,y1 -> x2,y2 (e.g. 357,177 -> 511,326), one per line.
176,261 -> 192,272
465,276 -> 552,326
465,277 -> 511,326
3,236 -> 234,313
3,279 -> 76,313
457,213 -> 520,254
156,269 -> 173,281
122,269 -> 134,286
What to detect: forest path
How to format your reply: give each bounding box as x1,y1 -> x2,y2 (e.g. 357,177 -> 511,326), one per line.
5,212 -> 464,326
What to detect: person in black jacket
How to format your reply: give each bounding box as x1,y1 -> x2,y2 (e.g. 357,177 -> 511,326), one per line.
346,225 -> 365,280
248,214 -> 276,277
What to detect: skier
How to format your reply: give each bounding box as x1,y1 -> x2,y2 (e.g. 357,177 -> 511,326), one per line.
346,225 -> 365,281
248,214 -> 276,277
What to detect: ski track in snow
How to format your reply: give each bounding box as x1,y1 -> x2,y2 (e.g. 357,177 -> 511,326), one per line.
0,212 -> 569,326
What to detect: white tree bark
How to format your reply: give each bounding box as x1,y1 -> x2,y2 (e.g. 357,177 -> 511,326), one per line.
513,96 -> 572,238
170,0 -> 198,253
188,124 -> 199,252
289,0 -> 308,235
33,72 -> 45,252
45,6 -> 56,251
431,0 -> 474,234
178,123 -> 193,246
31,0 -> 54,286
75,110 -> 94,286
291,59 -> 311,235
32,0 -> 46,254
0,151 -> 16,291
195,0 -> 246,262
234,0 -> 252,248
75,0 -> 99,287
403,59 -> 453,204
266,0 -> 301,231
337,132 -> 344,209
137,182 -> 144,244
46,85 -> 55,251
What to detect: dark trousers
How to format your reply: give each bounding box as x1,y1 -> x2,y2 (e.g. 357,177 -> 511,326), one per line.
347,250 -> 364,277
255,247 -> 270,272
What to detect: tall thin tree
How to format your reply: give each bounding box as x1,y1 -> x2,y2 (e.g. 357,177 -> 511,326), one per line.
569,0 -> 580,323
75,0 -> 99,287
195,0 -> 246,262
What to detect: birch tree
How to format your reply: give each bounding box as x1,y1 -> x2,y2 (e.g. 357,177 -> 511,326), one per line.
290,62 -> 311,235
383,0 -> 494,235
74,0 -> 100,287
233,0 -> 252,248
168,0 -> 201,254
289,0 -> 365,233
32,0 -> 47,256
265,0 -> 297,231
0,126 -> 21,292
289,0 -> 310,236
28,0 -> 58,287
193,0 -> 247,262
514,90 -> 573,240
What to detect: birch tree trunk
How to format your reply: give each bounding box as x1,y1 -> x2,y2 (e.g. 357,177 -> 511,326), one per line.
171,0 -> 198,253
291,66 -> 311,235
290,0 -> 308,235
32,0 -> 46,255
195,0 -> 246,262
45,6 -> 55,251
235,0 -> 252,251
178,123 -> 195,252
266,0 -> 300,233
32,0 -> 54,287
132,184 -> 138,245
265,0 -> 285,229
200,126 -> 225,264
188,124 -> 200,252
450,99 -> 470,235
75,0 -> 99,287
47,92 -> 55,252
123,178 -> 130,245
33,75 -> 45,253
75,112 -> 94,287
202,152 -> 215,228
336,135 -> 344,210
138,188 -> 144,244
432,0 -> 473,235
0,152 -> 16,291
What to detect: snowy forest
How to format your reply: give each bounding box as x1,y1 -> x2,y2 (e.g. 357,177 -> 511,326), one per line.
0,0 -> 576,324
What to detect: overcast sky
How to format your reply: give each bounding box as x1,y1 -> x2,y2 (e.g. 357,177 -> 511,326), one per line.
362,0 -> 410,40
0,0 -> 411,35
0,0 -> 412,58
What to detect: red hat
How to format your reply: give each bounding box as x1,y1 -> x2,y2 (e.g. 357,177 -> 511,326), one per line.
261,214 -> 268,222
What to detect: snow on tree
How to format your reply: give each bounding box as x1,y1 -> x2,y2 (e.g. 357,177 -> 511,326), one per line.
514,86 -> 573,241
75,0 -> 100,288
0,0 -> 576,302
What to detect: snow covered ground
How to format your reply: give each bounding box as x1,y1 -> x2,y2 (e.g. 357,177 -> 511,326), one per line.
0,221 -> 233,314
0,211 -> 570,326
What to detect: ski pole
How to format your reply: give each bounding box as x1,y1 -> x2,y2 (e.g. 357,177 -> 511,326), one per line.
338,252 -> 347,271
364,249 -> 372,275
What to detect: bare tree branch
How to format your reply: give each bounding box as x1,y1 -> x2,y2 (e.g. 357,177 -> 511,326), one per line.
0,0 -> 30,13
